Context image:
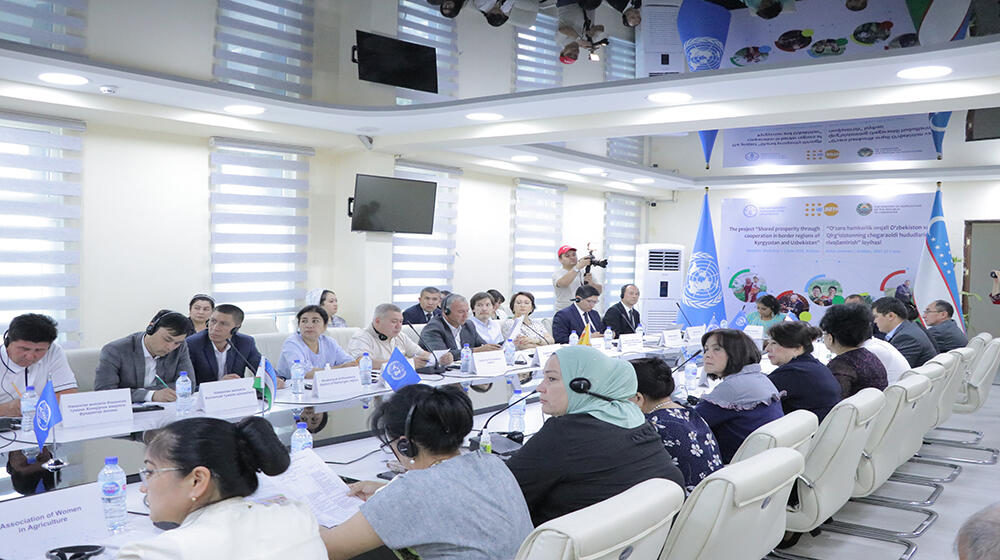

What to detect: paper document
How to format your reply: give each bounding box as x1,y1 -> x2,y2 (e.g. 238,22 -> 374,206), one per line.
507,316 -> 524,340
252,449 -> 362,527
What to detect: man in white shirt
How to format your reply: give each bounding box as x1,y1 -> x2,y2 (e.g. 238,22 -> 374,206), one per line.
0,314 -> 78,416
552,245 -> 602,311
348,304 -> 451,369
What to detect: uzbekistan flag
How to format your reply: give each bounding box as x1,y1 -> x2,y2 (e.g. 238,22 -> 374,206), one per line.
913,186 -> 965,332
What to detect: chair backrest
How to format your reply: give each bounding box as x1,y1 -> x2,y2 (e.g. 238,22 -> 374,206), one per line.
239,315 -> 278,335
659,448 -> 804,560
401,322 -> 424,345
254,332 -> 288,364
926,351 -> 965,428
968,332 -> 993,371
326,327 -> 360,350
786,388 -> 884,534
956,338 -> 1000,413
730,409 -> 819,463
515,478 -> 684,560
901,361 -> 948,436
65,348 -> 101,392
854,375 -> 932,497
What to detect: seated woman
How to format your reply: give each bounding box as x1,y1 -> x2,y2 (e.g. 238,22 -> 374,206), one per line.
469,291 -> 504,344
118,417 -> 326,559
505,346 -> 685,526
488,289 -> 510,320
695,329 -> 784,464
501,291 -> 554,349
307,289 -> 347,328
820,304 -> 888,398
765,322 -> 842,423
745,294 -> 785,331
277,305 -> 356,379
187,294 -> 214,333
631,357 -> 722,492
321,384 -> 532,559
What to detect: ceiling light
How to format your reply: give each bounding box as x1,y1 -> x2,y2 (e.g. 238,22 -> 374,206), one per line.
223,104 -> 266,116
589,52 -> 600,62
510,155 -> 538,163
579,167 -> 605,175
551,171 -> 583,182
38,72 -> 89,86
466,112 -> 504,121
896,65 -> 952,80
646,91 -> 692,104
632,178 -> 655,184
607,181 -> 632,189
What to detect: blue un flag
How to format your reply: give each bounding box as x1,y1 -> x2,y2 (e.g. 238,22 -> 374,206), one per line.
382,348 -> 421,392
33,379 -> 63,453
679,191 -> 728,328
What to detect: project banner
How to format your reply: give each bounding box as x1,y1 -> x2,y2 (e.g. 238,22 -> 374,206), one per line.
719,193 -> 933,324
724,114 -> 938,168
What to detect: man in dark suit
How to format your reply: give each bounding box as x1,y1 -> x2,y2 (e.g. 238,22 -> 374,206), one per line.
186,304 -> 263,386
402,286 -> 442,325
94,310 -> 195,402
923,300 -> 968,353
419,293 -> 500,359
552,285 -> 606,344
602,284 -> 641,338
873,297 -> 937,368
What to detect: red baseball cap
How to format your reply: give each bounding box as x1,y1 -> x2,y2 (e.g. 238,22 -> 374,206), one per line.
557,245 -> 576,257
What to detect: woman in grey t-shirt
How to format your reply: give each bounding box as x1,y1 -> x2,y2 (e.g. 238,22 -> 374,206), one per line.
321,384 -> 533,559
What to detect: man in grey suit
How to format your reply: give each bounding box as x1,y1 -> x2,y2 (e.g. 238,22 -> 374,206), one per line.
94,310 -> 195,402
419,293 -> 500,360
923,300 -> 969,353
873,297 -> 937,368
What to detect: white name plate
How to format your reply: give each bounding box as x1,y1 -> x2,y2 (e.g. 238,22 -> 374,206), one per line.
200,377 -> 259,414
0,481 -> 107,558
685,325 -> 706,341
661,330 -> 683,347
618,333 -> 644,353
744,325 -> 765,339
313,366 -> 363,400
472,350 -> 507,377
534,344 -> 561,367
60,388 -> 133,429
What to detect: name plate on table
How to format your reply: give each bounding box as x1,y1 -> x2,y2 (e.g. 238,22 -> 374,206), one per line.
0,481 -> 106,559
472,350 -> 507,376
661,330 -> 683,347
534,344 -> 561,367
200,378 -> 258,414
618,333 -> 644,353
313,366 -> 363,400
744,325 -> 765,339
60,388 -> 133,429
685,326 -> 706,342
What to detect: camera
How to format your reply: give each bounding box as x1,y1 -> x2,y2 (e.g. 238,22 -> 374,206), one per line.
586,249 -> 608,270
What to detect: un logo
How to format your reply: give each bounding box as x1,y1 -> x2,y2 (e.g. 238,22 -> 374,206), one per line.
743,204 -> 759,217
682,252 -> 723,309
744,152 -> 760,162
684,37 -> 724,71
385,361 -> 407,381
35,400 -> 52,430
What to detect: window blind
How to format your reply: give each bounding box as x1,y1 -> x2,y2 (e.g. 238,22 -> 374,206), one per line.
391,162 -> 460,307
602,193 -> 643,309
213,0 -> 314,98
604,37 -> 644,164
0,0 -> 87,52
513,13 -> 562,92
0,110 -> 84,343
511,180 -> 565,318
209,137 -> 312,315
396,0 -> 458,104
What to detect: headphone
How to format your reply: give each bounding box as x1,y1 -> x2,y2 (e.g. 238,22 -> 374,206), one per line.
395,398 -> 421,458
146,311 -> 187,336
372,323 -> 388,341
442,293 -> 456,316
620,284 -> 638,299
2,329 -> 8,347
229,325 -> 240,338
568,377 -> 618,403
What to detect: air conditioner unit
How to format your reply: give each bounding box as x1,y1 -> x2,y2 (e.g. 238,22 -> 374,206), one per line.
634,243 -> 685,333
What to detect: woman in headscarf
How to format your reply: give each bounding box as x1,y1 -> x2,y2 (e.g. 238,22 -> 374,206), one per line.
505,346 -> 685,526
306,288 -> 347,328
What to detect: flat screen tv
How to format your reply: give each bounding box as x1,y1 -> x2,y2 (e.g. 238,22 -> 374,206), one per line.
354,30 -> 439,94
351,174 -> 437,234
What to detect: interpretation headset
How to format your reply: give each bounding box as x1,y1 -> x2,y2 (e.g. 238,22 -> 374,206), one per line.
620,284 -> 637,299
395,388 -> 468,459
2,329 -> 7,347
442,293 -> 456,316
372,323 -> 388,341
568,377 -> 618,403
145,311 -> 187,336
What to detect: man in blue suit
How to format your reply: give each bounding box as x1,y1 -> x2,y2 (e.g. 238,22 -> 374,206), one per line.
186,303 -> 263,386
402,286 -> 443,324
552,285 -> 606,344
873,297 -> 937,368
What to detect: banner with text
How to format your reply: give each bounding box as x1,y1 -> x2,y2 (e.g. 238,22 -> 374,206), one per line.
720,193 -> 933,324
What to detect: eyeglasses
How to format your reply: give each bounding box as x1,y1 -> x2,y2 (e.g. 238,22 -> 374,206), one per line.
138,466 -> 183,484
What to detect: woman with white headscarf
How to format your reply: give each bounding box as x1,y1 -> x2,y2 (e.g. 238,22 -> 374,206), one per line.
306,288 -> 347,328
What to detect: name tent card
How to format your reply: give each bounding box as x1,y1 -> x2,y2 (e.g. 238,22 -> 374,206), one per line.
618,333 -> 644,353
472,350 -> 507,377
534,344 -> 561,367
60,389 -> 133,429
661,330 -> 683,347
744,325 -> 765,339
685,325 -> 706,342
200,377 -> 258,414
0,481 -> 106,559
313,366 -> 363,400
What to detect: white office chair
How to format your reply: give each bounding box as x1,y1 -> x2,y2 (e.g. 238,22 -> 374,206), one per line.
924,347 -> 978,443
65,348 -> 101,392
326,327 -> 360,350
953,338 -> 1000,414
729,409 -> 818,464
893,363 -> 963,484
402,322 -> 424,345
514,478 -> 684,560
659,448 -> 804,560
920,349 -> 999,465
254,332 -> 288,366
966,332 -> 993,372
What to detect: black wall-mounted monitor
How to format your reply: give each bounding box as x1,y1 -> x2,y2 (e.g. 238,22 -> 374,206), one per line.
353,30 -> 439,94
350,174 -> 437,235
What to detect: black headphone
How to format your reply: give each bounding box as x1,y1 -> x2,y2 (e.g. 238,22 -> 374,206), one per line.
46,546 -> 105,560
396,399 -> 421,458
229,325 -> 240,338
620,284 -> 637,299
569,377 -> 618,403
145,311 -> 186,336
372,323 -> 388,341
2,330 -> 8,347
442,293 -> 456,316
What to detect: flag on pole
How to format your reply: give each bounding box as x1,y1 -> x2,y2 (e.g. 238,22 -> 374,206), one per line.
254,356 -> 279,411
579,323 -> 591,346
729,308 -> 748,330
382,348 -> 421,391
677,0 -> 730,168
33,380 -> 62,453
679,190 -> 727,328
914,185 -> 964,332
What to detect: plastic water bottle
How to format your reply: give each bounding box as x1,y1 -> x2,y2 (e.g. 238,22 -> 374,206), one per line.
359,353 -> 372,386
508,389 -> 526,433
684,362 -> 698,392
636,323 -> 645,340
290,360 -> 306,395
290,422 -> 312,453
175,372 -> 192,416
20,385 -> 36,432
99,456 -> 128,534
568,330 -> 579,346
460,343 -> 473,373
604,327 -> 614,347
479,430 -> 493,453
503,338 -> 516,366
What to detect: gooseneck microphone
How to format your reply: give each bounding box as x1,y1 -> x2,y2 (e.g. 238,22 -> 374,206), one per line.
226,336 -> 258,378
479,389 -> 537,434
404,319 -> 446,375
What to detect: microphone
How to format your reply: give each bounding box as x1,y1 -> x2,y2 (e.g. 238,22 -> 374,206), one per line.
469,389 -> 537,454
480,389 -> 537,434
226,336 -> 258,378
404,319 -> 446,375
518,320 -> 549,343
675,301 -> 695,330
672,349 -> 704,406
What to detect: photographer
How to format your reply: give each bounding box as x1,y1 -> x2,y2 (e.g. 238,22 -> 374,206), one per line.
991,270 -> 1000,305
552,245 -> 603,311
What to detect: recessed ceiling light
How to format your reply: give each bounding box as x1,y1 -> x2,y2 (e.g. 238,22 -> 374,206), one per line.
510,155 -> 538,163
551,171 -> 583,182
896,65 -> 952,80
607,181 -> 631,189
579,167 -> 605,175
632,178 -> 655,184
223,104 -> 266,116
466,112 -> 504,121
647,91 -> 692,104
38,72 -> 89,86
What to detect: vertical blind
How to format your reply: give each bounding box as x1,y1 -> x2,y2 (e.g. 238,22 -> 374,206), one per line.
0,111 -> 84,343
209,137 -> 312,315
391,162 -> 460,307
396,0 -> 459,104
213,0 -> 314,99
0,0 -> 87,52
602,193 -> 643,310
511,180 -> 565,318
513,13 -> 562,92
604,37 -> 644,164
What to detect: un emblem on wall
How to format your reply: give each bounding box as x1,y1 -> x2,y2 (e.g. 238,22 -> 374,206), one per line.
684,37 -> 724,71
682,252 -> 723,309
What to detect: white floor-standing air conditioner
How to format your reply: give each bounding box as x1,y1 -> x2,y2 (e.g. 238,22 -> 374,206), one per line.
634,243 -> 686,333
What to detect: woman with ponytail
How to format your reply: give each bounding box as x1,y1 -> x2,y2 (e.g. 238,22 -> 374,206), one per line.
118,416 -> 326,559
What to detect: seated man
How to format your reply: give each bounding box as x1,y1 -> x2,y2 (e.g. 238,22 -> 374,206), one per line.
94,310 -> 195,403
420,294 -> 500,359
552,285 -> 606,344
186,304 -> 263,386
924,300 -> 969,353
602,284 -> 641,338
402,286 -> 442,325
0,314 -> 78,417
872,297 -> 937,368
348,303 -> 452,369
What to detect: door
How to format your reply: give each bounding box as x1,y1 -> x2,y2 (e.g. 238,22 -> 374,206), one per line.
964,221 -> 1000,335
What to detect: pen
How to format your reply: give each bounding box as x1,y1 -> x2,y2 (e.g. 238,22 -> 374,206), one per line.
153,374 -> 171,390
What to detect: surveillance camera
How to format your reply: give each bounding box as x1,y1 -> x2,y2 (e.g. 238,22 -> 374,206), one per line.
357,135 -> 374,150
98,85 -> 119,95
648,201 -> 657,208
